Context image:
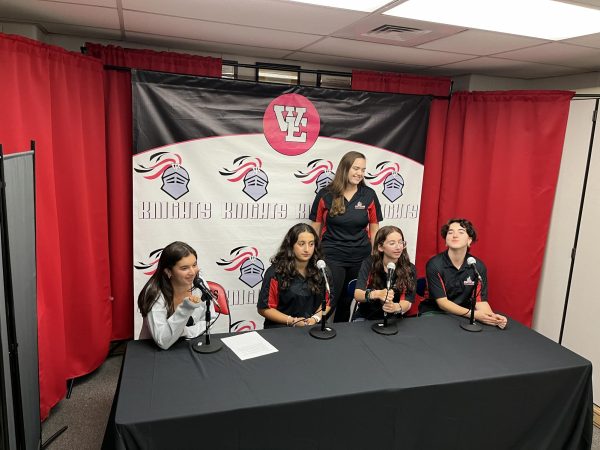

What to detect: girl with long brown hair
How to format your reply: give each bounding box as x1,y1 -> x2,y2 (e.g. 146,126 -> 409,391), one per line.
309,151 -> 383,322
354,226 -> 416,320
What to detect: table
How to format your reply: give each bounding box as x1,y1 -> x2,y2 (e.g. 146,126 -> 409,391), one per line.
111,315 -> 593,450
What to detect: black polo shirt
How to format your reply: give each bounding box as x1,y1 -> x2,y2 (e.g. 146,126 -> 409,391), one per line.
257,265 -> 332,328
355,256 -> 416,320
419,250 -> 487,314
309,185 -> 383,265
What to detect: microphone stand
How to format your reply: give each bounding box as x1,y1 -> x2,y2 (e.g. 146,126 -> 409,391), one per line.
310,291 -> 336,340
372,287 -> 398,335
192,290 -> 224,353
460,272 -> 482,332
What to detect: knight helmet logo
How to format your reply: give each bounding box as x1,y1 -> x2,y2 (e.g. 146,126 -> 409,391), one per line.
365,161 -> 405,203
216,246 -> 265,288
134,152 -> 190,200
134,247 -> 164,276
294,159 -> 335,194
219,156 -> 269,201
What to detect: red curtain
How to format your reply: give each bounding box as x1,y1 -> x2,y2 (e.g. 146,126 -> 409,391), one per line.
430,91 -> 573,325
352,72 -> 573,325
0,34 -> 111,419
352,69 -> 452,96
85,43 -> 222,340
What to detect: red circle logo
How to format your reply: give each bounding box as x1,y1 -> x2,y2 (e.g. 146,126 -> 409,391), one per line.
263,94 -> 320,156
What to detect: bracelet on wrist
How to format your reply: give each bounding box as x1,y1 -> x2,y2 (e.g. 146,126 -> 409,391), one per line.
312,314 -> 321,323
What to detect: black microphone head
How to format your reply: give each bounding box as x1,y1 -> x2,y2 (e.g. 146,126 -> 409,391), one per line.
193,276 -> 205,289
466,257 -> 477,267
316,259 -> 327,270
386,262 -> 396,271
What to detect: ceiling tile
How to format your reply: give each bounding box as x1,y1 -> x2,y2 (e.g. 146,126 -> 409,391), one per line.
286,50 -> 426,72
438,57 -> 585,79
418,30 -> 548,56
0,0 -> 119,28
123,10 -> 323,50
41,22 -> 123,40
122,0 -> 366,35
124,31 -> 293,59
561,32 -> 600,49
494,42 -> 600,69
41,0 -> 117,6
302,37 -> 476,66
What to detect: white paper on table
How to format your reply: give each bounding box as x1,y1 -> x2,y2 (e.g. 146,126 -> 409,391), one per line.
221,331 -> 278,360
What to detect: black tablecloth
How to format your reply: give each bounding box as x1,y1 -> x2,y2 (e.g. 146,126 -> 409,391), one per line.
111,315 -> 593,450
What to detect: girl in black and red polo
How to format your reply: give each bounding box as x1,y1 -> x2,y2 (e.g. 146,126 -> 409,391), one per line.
354,226 -> 416,320
310,151 -> 383,322
258,223 -> 332,328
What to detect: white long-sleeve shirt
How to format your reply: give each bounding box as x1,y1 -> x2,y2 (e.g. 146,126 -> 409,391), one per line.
139,293 -> 213,350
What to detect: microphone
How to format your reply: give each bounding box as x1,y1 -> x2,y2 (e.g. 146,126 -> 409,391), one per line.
461,257 -> 483,333
386,262 -> 396,290
310,260 -> 336,340
191,274 -> 223,353
466,257 -> 482,281
316,260 -> 331,295
372,261 -> 398,335
193,275 -> 215,299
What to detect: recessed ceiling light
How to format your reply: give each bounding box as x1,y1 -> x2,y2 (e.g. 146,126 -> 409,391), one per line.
287,0 -> 392,13
384,0 -> 600,40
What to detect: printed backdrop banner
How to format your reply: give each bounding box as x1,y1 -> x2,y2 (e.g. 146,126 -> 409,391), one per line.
132,70 -> 431,335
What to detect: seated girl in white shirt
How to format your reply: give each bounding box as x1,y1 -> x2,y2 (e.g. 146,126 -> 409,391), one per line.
138,241 -> 213,349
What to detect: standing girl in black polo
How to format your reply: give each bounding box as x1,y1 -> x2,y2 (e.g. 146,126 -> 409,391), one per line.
354,226 -> 416,320
309,151 -> 383,322
257,223 -> 332,328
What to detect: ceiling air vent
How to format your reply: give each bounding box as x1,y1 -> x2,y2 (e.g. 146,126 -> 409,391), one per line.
363,24 -> 431,42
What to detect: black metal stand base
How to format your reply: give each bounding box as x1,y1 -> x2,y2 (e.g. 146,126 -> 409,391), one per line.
372,321 -> 398,335
192,339 -> 223,353
460,321 -> 483,332
309,325 -> 336,340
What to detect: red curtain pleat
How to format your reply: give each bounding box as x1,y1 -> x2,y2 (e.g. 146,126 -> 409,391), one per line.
352,69 -> 452,97
85,43 -> 222,340
411,98 -> 449,315
0,33 -> 110,419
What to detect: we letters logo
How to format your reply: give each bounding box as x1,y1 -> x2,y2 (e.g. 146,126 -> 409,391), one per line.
263,93 -> 320,156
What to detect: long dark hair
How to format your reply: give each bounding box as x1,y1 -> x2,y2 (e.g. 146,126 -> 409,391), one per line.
327,151 -> 366,217
270,223 -> 324,294
138,241 -> 197,317
370,226 -> 415,294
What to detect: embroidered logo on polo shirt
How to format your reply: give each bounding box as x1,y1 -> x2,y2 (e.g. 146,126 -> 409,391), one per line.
355,201 -> 366,209
463,276 -> 475,286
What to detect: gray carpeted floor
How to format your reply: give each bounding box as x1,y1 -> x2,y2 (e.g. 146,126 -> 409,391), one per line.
41,349 -> 600,449
41,351 -> 123,450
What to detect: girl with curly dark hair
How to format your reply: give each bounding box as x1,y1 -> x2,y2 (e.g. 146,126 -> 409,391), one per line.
353,226 -> 416,320
257,223 -> 333,328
